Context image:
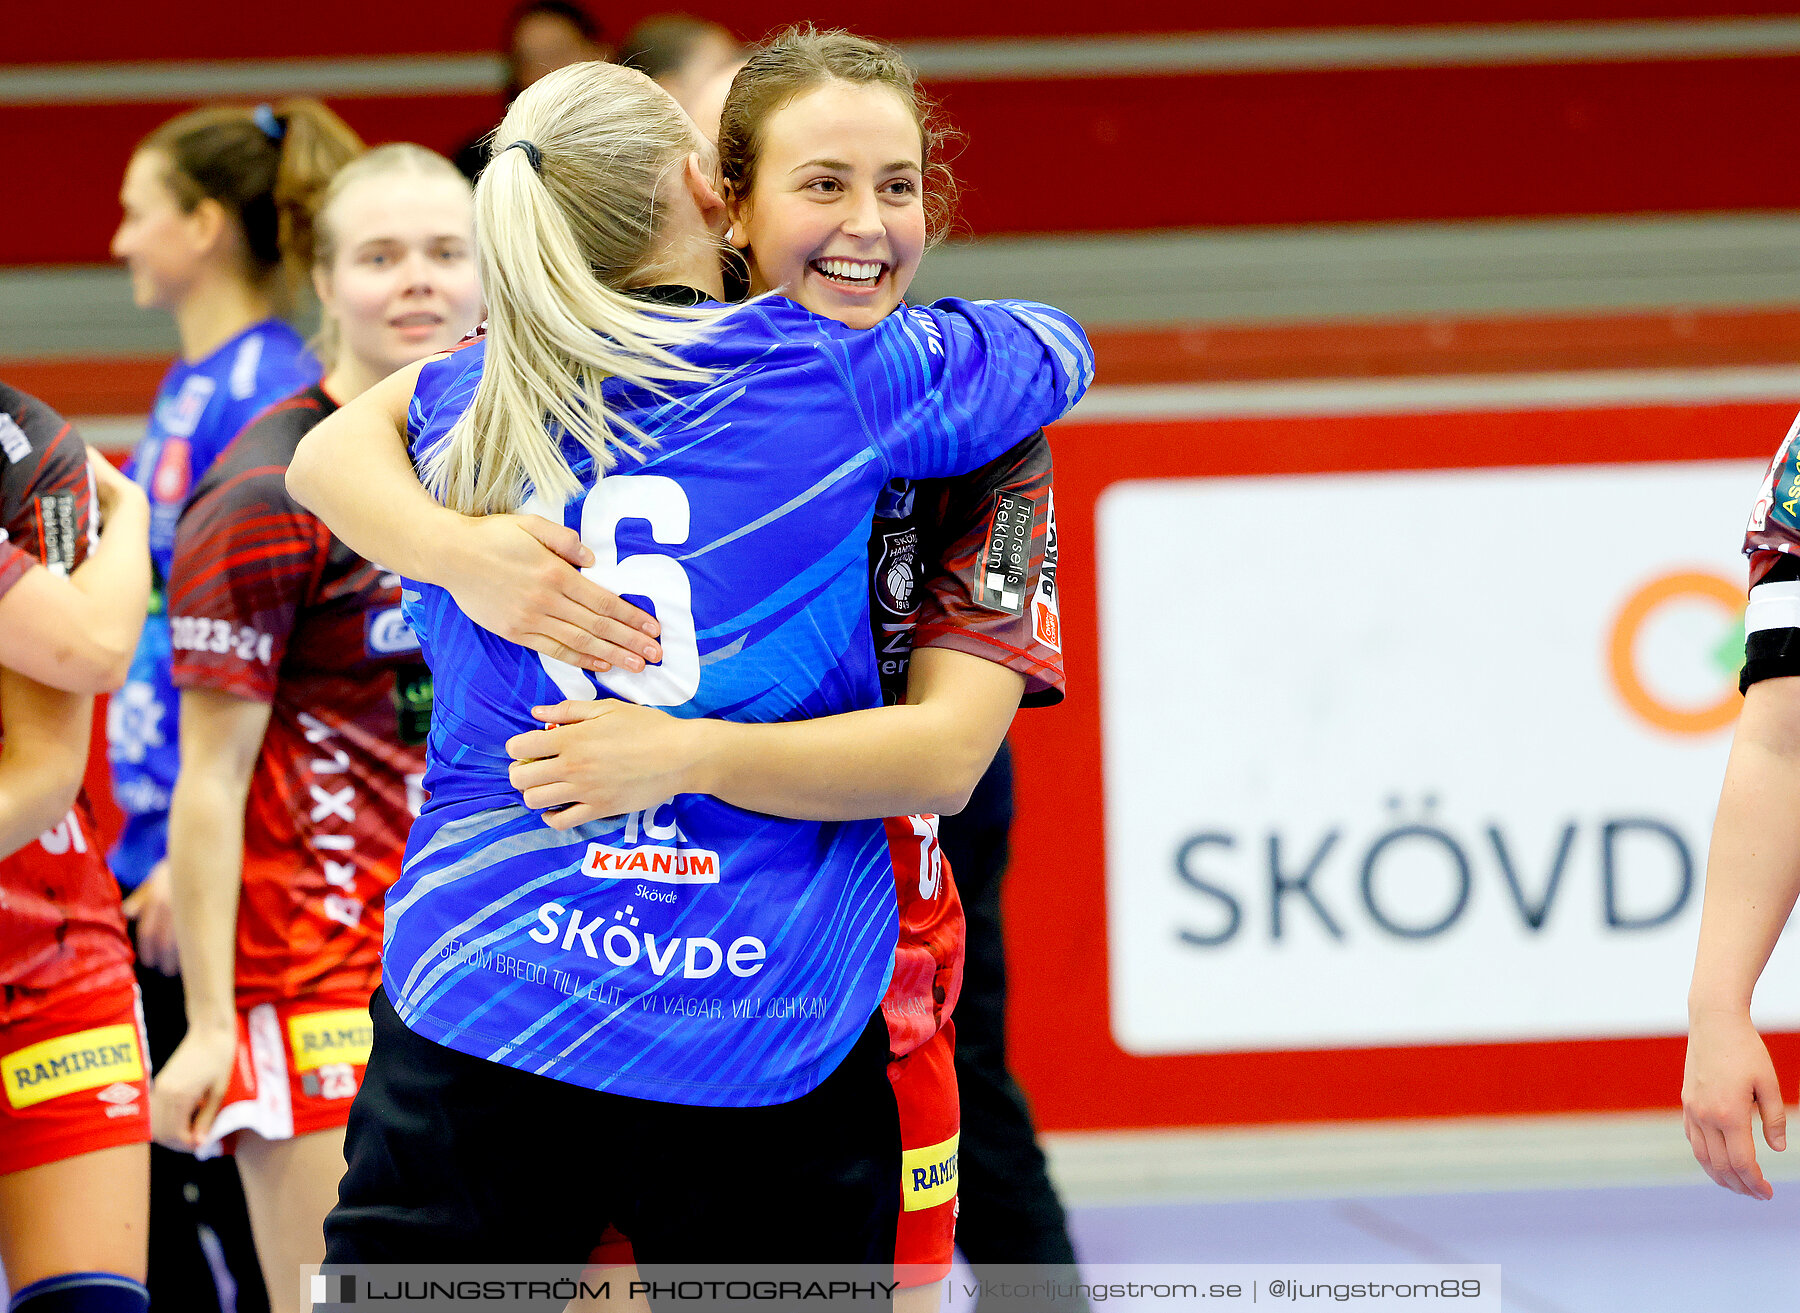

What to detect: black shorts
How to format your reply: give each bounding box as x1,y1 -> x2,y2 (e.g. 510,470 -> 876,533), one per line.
323,985 -> 902,1267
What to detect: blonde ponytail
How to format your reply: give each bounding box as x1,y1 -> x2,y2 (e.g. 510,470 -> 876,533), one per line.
422,61 -> 730,516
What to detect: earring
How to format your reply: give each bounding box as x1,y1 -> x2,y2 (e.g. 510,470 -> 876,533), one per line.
728,225 -> 744,247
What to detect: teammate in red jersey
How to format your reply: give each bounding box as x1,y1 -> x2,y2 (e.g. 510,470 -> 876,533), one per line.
0,440 -> 151,698
1686,412 -> 1800,1198
148,145 -> 481,1312
0,383 -> 155,1313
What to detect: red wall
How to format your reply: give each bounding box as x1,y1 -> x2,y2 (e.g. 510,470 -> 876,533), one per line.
14,3 -> 1800,61
9,4 -> 1800,263
11,54 -> 1800,265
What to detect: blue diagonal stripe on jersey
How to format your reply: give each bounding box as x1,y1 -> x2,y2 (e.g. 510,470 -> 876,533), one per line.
389,807 -> 565,926
399,891 -> 567,1024
393,816 -> 588,1000
733,825 -> 894,1077
698,634 -> 745,667
1007,303 -> 1097,405
695,520 -> 868,641
677,448 -> 878,563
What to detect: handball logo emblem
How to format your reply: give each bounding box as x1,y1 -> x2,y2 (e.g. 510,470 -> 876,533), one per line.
1607,570 -> 1744,735
875,528 -> 921,616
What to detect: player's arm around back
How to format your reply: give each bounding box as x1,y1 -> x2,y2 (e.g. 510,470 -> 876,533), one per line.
287,360 -> 455,580
691,646 -> 1022,820
286,359 -> 655,674
866,299 -> 1094,480
1683,673 -> 1800,1198
0,668 -> 91,861
510,647 -> 1024,827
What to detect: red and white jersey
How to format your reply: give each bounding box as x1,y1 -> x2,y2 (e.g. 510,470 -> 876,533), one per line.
169,386 -> 428,1010
0,531 -> 31,601
868,430 -> 1064,1055
0,383 -> 133,1027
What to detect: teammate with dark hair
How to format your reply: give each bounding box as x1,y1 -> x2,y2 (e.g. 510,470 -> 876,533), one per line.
616,14 -> 742,135
506,0 -> 611,96
0,384 -> 152,1313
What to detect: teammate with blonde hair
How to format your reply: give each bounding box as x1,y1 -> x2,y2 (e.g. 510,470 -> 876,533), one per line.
288,57 -> 1091,1265
306,31 -> 1070,1300
152,144 -> 481,1312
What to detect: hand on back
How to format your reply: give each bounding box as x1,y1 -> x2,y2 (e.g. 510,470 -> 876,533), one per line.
443,513 -> 661,673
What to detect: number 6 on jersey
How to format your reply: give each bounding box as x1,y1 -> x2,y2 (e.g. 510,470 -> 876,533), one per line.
529,475 -> 701,708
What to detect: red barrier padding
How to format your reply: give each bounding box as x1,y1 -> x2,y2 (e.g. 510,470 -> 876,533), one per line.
10,54 -> 1800,263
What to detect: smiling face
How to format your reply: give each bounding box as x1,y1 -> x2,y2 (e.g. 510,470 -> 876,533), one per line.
729,79 -> 927,331
111,150 -> 211,310
313,171 -> 482,381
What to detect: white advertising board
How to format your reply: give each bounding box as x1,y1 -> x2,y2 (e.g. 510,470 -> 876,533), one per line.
1100,459 -> 1800,1055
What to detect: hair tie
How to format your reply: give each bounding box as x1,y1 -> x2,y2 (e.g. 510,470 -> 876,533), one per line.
253,103 -> 285,143
504,139 -> 543,173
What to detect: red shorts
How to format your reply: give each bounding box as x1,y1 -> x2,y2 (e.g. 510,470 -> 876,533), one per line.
583,1022 -> 959,1286
891,1020 -> 958,1285
198,997 -> 372,1159
0,982 -> 151,1177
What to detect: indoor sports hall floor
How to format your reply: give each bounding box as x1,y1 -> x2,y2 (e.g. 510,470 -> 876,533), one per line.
1030,1113 -> 1799,1312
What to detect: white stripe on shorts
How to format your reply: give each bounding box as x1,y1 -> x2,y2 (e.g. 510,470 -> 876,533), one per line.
1747,579 -> 1800,635
196,1003 -> 294,1160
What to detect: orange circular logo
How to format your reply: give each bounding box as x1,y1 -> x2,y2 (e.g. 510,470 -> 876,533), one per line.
1608,571 -> 1744,736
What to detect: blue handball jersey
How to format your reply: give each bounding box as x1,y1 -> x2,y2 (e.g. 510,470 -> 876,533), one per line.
391,292 -> 1092,1107
108,319 -> 319,889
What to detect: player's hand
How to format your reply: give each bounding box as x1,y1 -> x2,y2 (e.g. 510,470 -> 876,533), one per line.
506,700 -> 702,828
150,1024 -> 237,1152
88,449 -> 146,524
121,860 -> 179,976
440,514 -> 662,674
1683,1006 -> 1786,1199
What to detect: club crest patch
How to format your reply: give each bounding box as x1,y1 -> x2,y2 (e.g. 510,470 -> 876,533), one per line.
875,527 -> 922,617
